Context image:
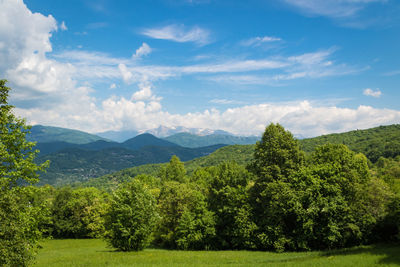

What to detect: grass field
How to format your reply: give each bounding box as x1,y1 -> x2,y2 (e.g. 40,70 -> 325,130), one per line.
34,239 -> 400,267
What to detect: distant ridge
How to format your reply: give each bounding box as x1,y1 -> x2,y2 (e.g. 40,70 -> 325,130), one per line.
28,125 -> 108,144
35,133 -> 180,156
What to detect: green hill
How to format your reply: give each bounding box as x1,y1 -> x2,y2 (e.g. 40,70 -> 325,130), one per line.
163,132 -> 258,148
300,124 -> 400,162
28,125 -> 108,144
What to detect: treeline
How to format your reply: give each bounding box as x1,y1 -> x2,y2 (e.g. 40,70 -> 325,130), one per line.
19,124 -> 400,253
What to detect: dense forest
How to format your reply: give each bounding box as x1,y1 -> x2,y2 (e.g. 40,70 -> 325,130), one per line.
1,79 -> 400,266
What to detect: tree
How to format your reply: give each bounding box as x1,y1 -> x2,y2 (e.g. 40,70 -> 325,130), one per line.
248,123 -> 304,250
207,162 -> 257,249
154,181 -> 215,250
0,80 -> 48,266
159,155 -> 187,183
248,123 -> 304,181
104,180 -> 159,251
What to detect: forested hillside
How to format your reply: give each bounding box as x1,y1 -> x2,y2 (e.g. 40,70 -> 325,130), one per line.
36,144 -> 225,186
300,124 -> 400,162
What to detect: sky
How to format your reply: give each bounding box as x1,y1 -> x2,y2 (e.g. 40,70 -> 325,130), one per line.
1,0 -> 400,137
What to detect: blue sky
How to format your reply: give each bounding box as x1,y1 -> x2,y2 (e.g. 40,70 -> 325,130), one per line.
1,0 -> 400,137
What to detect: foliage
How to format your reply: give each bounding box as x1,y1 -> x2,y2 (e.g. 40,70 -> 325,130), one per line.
83,163 -> 164,191
248,123 -> 305,180
23,185 -> 56,237
0,79 -> 48,266
104,180 -> 159,251
155,181 -> 215,250
248,123 -> 389,251
206,162 -> 257,249
52,187 -> 109,238
158,155 -> 187,183
373,156 -> 400,193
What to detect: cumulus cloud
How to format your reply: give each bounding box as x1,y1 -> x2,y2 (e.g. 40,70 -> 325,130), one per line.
133,42 -> 152,58
141,24 -> 211,45
363,88 -> 382,98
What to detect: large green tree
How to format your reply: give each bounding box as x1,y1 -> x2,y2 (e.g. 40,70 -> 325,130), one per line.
0,80 -> 48,266
207,162 -> 257,249
155,181 -> 216,250
248,123 -> 304,250
104,180 -> 159,251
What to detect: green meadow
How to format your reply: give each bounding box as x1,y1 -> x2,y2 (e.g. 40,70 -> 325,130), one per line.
34,239 -> 400,267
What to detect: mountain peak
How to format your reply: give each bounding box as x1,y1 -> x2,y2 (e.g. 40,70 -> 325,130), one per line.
122,133 -> 178,150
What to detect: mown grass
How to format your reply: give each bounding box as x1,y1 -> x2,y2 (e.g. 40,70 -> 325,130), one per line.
34,239 -> 400,267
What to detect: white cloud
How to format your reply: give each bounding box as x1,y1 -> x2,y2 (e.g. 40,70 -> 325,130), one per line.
60,21 -> 67,31
109,83 -> 116,89
241,36 -> 282,46
363,88 -> 382,98
283,0 -> 384,18
0,0 -> 57,72
133,42 -> 152,58
141,24 -> 210,45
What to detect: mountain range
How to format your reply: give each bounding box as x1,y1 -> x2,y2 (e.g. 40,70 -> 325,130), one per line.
28,124 -> 400,187
83,124 -> 400,190
26,125 -> 260,186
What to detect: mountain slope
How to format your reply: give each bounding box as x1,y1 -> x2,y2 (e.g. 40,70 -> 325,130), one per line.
36,144 -> 225,186
163,132 -> 258,148
28,125 -> 108,144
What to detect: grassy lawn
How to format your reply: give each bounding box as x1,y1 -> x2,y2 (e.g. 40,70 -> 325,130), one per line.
34,239 -> 400,267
